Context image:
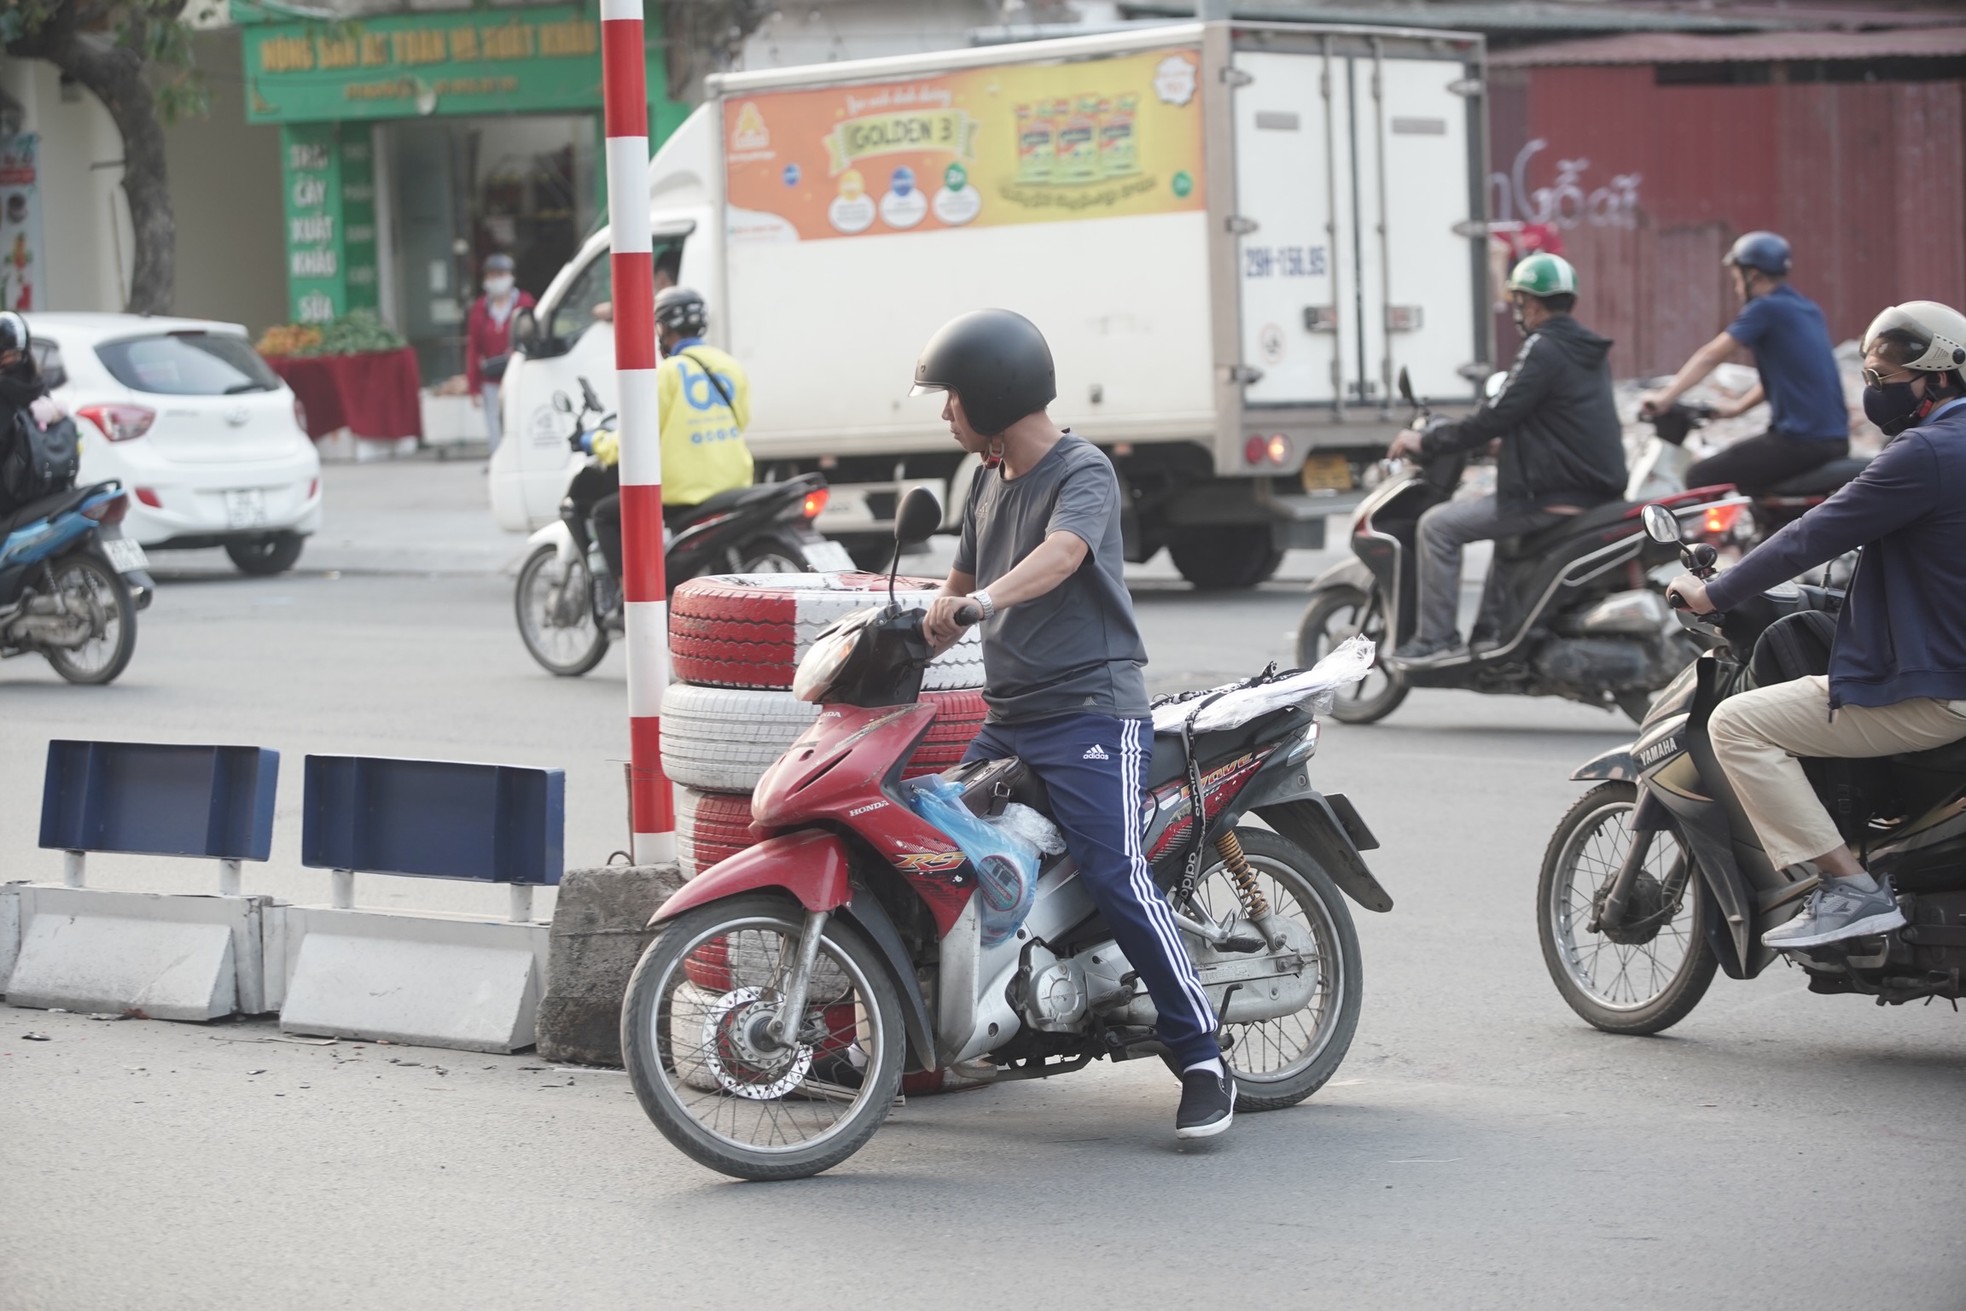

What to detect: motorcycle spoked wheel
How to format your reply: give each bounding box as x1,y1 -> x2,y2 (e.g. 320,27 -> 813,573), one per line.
1184,828 -> 1364,1111
1537,782 -> 1718,1035
1297,584 -> 1407,725
621,894 -> 905,1181
515,544 -> 608,677
40,552 -> 137,685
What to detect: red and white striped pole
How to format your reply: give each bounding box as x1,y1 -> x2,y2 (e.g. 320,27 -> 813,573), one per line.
599,0 -> 673,864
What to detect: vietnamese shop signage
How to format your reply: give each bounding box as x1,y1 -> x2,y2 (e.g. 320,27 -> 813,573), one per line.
0,133 -> 47,311
242,6 -> 603,124
281,124 -> 379,323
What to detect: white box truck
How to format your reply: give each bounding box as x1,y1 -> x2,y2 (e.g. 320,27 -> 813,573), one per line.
493,19 -> 1490,587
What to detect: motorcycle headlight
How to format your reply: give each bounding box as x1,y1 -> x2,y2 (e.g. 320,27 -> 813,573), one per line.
793,610 -> 877,703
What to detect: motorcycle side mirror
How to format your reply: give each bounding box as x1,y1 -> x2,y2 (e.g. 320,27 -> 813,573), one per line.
579,378 -> 603,414
512,308 -> 541,350
1397,366 -> 1415,407
552,392 -> 573,415
893,487 -> 942,548
1641,503 -> 1681,544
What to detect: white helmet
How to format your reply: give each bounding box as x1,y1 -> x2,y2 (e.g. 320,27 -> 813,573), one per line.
1863,300 -> 1966,375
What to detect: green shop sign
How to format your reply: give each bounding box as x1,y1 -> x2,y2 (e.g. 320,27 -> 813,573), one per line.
281,123 -> 380,322
243,6 -> 612,124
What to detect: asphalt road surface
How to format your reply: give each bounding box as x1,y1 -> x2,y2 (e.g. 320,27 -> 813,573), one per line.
3,459 -> 1961,1310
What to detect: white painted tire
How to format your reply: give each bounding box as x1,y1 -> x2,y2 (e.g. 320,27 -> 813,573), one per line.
663,685 -> 989,793
669,572 -> 985,692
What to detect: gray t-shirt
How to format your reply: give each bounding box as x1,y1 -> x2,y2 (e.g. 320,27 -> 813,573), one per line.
953,433 -> 1150,723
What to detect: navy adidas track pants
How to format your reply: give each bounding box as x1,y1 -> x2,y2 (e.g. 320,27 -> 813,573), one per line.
963,713 -> 1221,1069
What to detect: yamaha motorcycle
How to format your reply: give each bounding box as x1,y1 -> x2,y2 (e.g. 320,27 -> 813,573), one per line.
1537,505 -> 1966,1034
0,480 -> 155,685
620,490 -> 1388,1179
514,378 -> 854,676
1296,369 -> 1743,725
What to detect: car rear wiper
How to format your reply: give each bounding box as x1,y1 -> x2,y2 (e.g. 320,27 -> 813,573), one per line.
223,382 -> 271,394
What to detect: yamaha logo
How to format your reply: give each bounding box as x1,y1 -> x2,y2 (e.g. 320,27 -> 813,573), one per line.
1636,736 -> 1681,767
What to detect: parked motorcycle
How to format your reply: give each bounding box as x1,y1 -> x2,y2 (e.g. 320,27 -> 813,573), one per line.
0,481 -> 155,684
620,489 -> 1388,1179
1296,369 -> 1744,725
1537,505 -> 1966,1034
514,378 -> 854,676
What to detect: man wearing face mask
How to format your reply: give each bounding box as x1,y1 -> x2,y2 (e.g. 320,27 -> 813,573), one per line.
1640,232 -> 1848,491
1385,252 -> 1626,662
465,253 -> 535,458
1667,300 -> 1966,949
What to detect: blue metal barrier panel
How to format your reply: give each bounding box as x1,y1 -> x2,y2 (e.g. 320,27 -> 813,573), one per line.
301,756 -> 565,886
39,741 -> 280,861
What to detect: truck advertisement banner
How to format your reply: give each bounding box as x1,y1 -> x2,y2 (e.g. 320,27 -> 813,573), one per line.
725,46 -> 1206,243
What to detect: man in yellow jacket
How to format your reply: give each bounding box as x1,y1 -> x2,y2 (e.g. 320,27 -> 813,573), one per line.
575,287 -> 754,592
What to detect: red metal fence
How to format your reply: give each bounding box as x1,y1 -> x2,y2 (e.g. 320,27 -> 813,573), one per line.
1488,64 -> 1966,377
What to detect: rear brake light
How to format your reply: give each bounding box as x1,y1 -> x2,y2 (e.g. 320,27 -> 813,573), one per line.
135,487 -> 163,508
77,404 -> 156,443
294,398 -> 309,434
307,477 -> 319,500
802,487 -> 829,520
1703,503 -> 1743,536
1245,435 -> 1266,465
82,492 -> 130,524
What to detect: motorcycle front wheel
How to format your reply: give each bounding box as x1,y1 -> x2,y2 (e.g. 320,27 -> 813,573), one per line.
515,544 -> 608,677
621,894 -> 905,1181
1538,782 -> 1717,1035
1297,584 -> 1407,724
42,552 -> 137,685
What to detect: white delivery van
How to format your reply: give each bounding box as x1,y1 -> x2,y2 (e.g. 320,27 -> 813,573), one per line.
494,19 -> 1489,587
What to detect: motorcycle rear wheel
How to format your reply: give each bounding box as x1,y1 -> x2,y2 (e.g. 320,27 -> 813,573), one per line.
621,894 -> 905,1181
1538,782 -> 1717,1035
515,544 -> 608,677
1187,828 -> 1364,1111
41,553 -> 137,685
1297,584 -> 1407,724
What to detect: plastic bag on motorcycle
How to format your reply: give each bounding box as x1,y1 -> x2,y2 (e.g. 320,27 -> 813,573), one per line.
904,775 -> 1064,947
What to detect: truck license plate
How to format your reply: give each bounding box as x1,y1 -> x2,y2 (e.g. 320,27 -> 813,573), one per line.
224,489 -> 269,530
102,538 -> 148,573
1299,453 -> 1353,493
801,539 -> 856,572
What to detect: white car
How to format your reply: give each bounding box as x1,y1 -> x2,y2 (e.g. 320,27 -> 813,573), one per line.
29,313 -> 323,575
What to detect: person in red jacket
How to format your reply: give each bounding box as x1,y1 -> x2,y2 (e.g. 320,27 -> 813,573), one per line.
465,253 -> 535,456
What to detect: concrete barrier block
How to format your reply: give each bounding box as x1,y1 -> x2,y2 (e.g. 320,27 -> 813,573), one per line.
3,886 -> 273,1021
0,884 -> 21,990
535,864 -> 684,1067
276,907 -> 550,1054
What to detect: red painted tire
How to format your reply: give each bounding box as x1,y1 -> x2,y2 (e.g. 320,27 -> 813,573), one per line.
669,572 -> 985,692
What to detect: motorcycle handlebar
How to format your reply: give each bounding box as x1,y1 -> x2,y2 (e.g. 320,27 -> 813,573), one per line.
954,604 -> 981,627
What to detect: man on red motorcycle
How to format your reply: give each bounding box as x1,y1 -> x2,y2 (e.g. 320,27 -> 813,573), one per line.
914,309 -> 1234,1139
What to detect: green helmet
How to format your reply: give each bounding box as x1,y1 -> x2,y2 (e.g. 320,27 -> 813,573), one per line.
1506,252 -> 1578,299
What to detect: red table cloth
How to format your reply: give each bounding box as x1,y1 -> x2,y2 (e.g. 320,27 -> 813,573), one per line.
265,348 -> 424,442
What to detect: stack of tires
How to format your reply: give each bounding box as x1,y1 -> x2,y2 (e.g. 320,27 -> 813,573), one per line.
663,572 -> 990,879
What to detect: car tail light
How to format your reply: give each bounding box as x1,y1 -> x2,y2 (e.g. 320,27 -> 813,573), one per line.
1703,503 -> 1744,536
134,487 -> 163,508
308,477 -> 319,500
1245,435 -> 1267,465
82,491 -> 130,524
1266,433 -> 1291,465
77,404 -> 155,442
293,398 -> 309,433
802,487 -> 829,520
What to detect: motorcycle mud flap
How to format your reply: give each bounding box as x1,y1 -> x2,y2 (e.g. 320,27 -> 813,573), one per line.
839,879 -> 938,1074
1255,798 -> 1394,912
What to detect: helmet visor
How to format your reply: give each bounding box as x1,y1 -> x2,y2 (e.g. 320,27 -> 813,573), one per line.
1864,305 -> 1945,371
908,381 -> 947,398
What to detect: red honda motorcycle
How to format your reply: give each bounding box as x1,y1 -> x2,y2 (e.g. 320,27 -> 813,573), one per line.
622,490 -> 1390,1179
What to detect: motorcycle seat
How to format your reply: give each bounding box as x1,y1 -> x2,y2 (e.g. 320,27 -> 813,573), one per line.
1494,499 -> 1637,563
1892,736 -> 1966,776
0,482 -> 114,539
1148,706 -> 1307,790
677,474 -> 824,523
1758,456 -> 1870,498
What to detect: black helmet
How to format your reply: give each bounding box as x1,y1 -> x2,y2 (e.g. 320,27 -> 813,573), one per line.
0,310 -> 27,359
655,286 -> 708,337
911,309 -> 1055,437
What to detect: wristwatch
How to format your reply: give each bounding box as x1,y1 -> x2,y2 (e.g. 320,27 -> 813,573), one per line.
970,590 -> 996,620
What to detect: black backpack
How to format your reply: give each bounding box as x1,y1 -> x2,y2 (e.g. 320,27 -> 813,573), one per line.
1,409 -> 80,505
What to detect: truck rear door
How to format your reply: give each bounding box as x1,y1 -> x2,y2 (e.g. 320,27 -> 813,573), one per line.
1229,40 -> 1482,412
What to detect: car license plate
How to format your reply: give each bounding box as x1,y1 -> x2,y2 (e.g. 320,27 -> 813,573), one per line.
224,488 -> 269,530
102,537 -> 148,574
1299,452 -> 1354,493
801,539 -> 856,572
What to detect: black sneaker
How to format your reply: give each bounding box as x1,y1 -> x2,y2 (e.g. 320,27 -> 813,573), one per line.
1391,634 -> 1464,663
1175,1065 -> 1236,1139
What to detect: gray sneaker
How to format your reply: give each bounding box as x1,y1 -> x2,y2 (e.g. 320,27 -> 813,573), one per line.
1762,876 -> 1906,951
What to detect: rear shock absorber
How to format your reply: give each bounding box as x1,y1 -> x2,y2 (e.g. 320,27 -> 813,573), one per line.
1213,830 -> 1270,920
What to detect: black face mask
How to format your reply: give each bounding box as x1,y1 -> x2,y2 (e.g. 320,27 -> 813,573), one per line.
1863,379 -> 1926,436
